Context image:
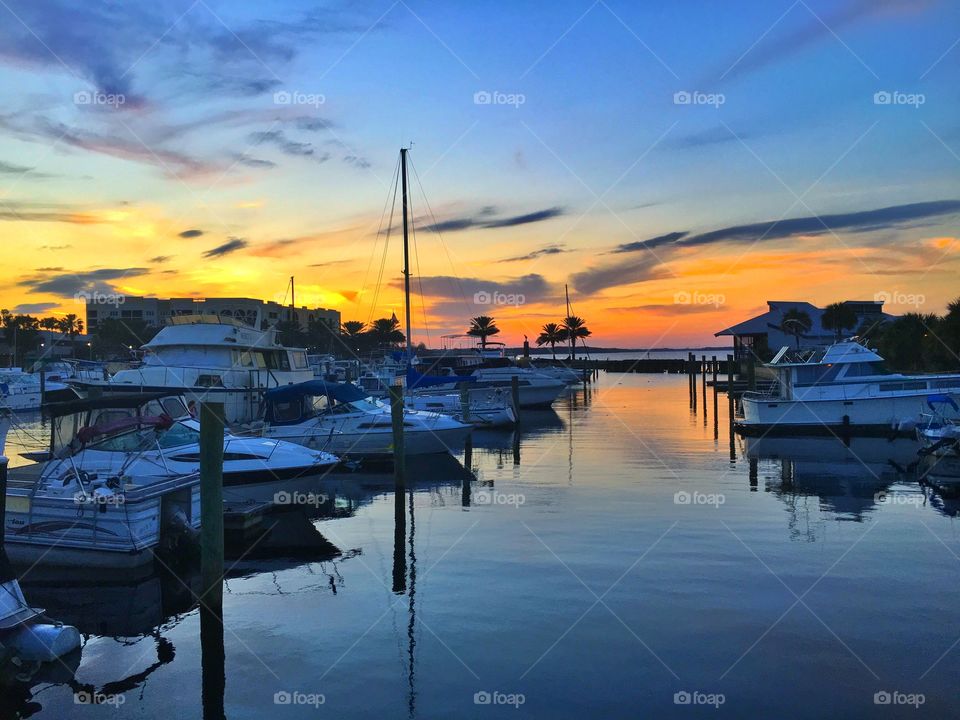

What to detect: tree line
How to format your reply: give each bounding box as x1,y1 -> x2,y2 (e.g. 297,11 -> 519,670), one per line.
778,299 -> 960,371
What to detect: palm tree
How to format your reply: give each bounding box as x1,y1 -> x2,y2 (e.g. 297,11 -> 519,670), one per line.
562,316 -> 591,360
368,316 -> 405,347
57,314 -> 84,357
466,316 -> 500,349
820,302 -> 858,341
536,322 -> 567,360
779,309 -> 812,349
341,320 -> 366,339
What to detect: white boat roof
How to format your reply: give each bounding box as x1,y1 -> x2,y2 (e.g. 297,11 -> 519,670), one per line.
768,340 -> 884,366
145,316 -> 287,350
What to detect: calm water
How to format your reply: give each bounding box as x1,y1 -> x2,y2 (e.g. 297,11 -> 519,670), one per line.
4,373 -> 960,719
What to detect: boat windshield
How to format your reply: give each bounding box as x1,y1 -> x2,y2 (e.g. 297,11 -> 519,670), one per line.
86,420 -> 199,452
347,398 -> 384,413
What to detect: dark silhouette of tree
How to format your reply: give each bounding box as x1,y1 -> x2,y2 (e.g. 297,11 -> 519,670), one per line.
820,302 -> 858,341
536,322 -> 566,360
467,316 -> 500,349
779,309 -> 812,349
561,315 -> 591,360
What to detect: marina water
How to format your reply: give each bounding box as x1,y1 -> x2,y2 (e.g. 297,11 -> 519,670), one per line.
4,372 -> 957,718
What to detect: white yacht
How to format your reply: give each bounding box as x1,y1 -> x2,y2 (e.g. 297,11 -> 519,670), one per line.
74,315 -> 314,424
4,394 -> 202,569
739,340 -> 960,433
0,368 -> 73,410
257,379 -> 472,459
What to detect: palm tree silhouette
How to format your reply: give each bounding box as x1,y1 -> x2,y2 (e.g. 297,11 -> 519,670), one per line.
821,302 -> 857,341
467,316 -> 500,349
779,309 -> 812,349
561,316 -> 591,360
536,322 -> 566,360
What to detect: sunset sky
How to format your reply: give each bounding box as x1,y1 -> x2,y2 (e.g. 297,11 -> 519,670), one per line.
1,0 -> 958,347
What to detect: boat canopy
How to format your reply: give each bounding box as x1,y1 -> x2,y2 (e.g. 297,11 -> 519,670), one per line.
44,392 -> 179,419
406,366 -> 477,390
265,379 -> 368,404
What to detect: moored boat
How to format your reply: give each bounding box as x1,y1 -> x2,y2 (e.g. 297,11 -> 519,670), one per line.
738,340 -> 960,434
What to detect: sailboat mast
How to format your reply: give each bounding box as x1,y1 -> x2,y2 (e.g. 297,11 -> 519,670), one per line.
565,283 -> 571,317
290,276 -> 295,324
400,148 -> 413,357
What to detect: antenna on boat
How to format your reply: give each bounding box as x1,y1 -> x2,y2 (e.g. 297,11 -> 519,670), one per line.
290,276 -> 296,325
565,284 -> 571,318
400,148 -> 413,358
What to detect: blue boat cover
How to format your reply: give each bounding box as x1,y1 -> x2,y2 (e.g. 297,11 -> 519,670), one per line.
406,366 -> 477,389
265,379 -> 368,403
926,394 -> 959,412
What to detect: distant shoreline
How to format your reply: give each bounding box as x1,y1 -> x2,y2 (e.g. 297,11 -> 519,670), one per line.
501,346 -> 732,354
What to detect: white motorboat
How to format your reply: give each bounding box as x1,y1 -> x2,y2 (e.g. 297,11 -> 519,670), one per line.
257,379 -> 472,459
4,394 -> 202,569
72,315 -> 315,424
405,387 -> 516,428
916,396 -> 960,486
420,365 -> 566,408
0,368 -> 74,411
739,340 -> 960,433
529,360 -> 588,385
33,393 -> 339,503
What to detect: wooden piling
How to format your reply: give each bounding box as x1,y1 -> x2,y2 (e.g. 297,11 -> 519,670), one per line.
747,355 -> 756,391
39,370 -> 45,406
200,402 -> 225,609
0,455 -> 7,550
511,375 -> 521,427
389,385 -> 406,490
726,354 -> 735,430
459,384 -> 471,424
711,355 -> 719,440
701,355 -> 708,425
390,383 -> 407,593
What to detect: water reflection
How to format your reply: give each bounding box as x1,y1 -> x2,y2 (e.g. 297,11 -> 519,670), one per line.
745,436 -> 925,525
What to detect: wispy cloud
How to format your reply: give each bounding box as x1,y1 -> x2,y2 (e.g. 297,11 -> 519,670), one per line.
501,244 -> 567,262
424,206 -> 565,233
18,267 -> 149,297
178,229 -> 204,239
202,238 -> 248,258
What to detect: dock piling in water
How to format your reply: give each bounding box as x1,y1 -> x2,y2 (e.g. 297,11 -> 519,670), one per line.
511,375 -> 521,427
200,402 -> 225,610
711,355 -> 719,439
390,385 -> 406,490
701,355 -> 708,425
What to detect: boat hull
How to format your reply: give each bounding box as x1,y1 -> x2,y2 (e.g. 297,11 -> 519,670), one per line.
3,479 -> 200,570
266,423 -> 472,458
740,393 -> 960,433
